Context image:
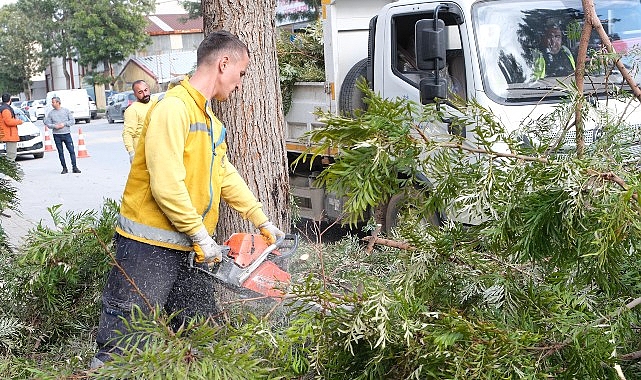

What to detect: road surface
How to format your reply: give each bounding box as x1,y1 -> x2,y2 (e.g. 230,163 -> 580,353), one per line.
1,116 -> 347,248
2,117 -> 130,247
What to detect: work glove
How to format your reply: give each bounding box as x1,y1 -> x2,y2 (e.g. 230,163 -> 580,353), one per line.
189,227 -> 222,265
258,221 -> 285,244
128,151 -> 135,163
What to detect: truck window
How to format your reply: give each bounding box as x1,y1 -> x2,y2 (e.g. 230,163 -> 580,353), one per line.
473,0 -> 641,104
392,12 -> 466,100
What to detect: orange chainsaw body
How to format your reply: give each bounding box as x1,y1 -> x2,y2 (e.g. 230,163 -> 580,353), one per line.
222,233 -> 292,298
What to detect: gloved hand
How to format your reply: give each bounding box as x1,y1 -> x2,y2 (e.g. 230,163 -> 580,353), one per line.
258,221 -> 285,244
128,151 -> 135,163
189,227 -> 222,265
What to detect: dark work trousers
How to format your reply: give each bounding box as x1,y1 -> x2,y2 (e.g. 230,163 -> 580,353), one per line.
95,233 -> 220,362
52,133 -> 77,169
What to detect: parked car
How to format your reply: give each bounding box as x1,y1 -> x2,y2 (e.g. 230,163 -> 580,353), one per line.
33,99 -> 45,119
105,89 -> 117,103
0,106 -> 44,159
21,99 -> 45,121
20,100 -> 35,121
105,91 -> 135,123
88,96 -> 97,119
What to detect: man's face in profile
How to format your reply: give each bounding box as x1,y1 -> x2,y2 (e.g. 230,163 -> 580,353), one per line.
544,27 -> 563,54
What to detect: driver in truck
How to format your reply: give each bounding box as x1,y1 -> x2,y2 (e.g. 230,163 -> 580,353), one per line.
532,21 -> 576,80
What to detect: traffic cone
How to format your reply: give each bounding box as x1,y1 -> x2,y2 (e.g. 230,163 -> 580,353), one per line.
77,127 -> 90,158
44,125 -> 56,152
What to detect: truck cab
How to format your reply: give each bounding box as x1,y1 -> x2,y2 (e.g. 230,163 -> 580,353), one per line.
287,0 -> 641,226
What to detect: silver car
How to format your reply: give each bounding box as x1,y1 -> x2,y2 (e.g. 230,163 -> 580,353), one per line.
105,91 -> 135,124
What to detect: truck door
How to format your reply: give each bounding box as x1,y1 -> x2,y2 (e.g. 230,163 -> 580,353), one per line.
377,3 -> 468,106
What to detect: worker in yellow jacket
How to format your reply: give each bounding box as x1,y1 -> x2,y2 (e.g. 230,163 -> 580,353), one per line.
122,80 -> 155,163
91,30 -> 285,369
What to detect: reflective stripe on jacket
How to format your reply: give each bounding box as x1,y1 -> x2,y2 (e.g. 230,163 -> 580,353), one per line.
116,78 -> 268,251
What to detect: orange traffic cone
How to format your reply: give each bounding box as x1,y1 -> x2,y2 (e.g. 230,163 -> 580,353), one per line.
44,125 -> 56,152
77,127 -> 90,158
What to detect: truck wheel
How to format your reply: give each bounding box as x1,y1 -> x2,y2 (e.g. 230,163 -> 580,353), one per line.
384,192 -> 442,234
339,58 -> 369,117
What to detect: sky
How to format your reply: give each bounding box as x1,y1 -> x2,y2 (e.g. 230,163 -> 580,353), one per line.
0,0 -> 186,14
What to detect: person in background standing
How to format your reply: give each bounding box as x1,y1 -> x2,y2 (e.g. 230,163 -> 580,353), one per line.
122,80 -> 155,163
0,93 -> 23,162
44,96 -> 81,174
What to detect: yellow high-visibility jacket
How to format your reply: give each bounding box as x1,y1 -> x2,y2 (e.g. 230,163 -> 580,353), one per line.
122,100 -> 155,153
116,78 -> 268,251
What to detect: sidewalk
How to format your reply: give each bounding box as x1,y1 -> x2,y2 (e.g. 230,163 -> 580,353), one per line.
1,208 -> 40,249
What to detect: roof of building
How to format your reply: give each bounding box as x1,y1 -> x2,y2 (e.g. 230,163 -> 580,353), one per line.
124,50 -> 197,83
145,14 -> 203,35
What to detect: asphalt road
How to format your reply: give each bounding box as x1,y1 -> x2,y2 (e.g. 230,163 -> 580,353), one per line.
2,116 -> 131,247
1,116 -> 351,248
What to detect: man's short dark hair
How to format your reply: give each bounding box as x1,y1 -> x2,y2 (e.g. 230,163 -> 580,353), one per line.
197,30 -> 249,66
131,80 -> 147,91
1,93 -> 10,103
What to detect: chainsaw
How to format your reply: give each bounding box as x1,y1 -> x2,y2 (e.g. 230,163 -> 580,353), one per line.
189,233 -> 298,299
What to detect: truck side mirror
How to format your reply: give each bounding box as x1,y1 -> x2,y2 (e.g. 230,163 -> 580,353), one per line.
415,19 -> 446,71
420,77 -> 447,104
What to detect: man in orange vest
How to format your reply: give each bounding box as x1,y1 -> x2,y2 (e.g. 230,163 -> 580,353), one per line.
0,93 -> 23,162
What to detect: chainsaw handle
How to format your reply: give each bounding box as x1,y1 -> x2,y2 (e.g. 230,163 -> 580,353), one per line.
274,234 -> 298,259
188,245 -> 230,268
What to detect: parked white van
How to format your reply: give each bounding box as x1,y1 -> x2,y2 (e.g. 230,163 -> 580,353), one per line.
45,89 -> 91,123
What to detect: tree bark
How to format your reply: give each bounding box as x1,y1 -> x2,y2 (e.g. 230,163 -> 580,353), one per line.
202,2 -> 291,240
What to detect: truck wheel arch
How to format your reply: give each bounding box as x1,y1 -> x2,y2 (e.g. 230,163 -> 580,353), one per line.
339,58 -> 369,117
383,172 -> 443,234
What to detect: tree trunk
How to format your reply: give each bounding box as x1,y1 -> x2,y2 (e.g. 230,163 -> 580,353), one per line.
61,56 -> 71,89
202,1 -> 290,241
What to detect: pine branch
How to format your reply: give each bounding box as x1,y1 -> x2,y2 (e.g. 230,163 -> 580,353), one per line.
587,170 -> 639,203
540,294 -> 641,358
411,124 -> 551,164
361,235 -> 415,251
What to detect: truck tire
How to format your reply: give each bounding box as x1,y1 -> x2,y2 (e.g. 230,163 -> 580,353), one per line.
384,192 -> 442,234
339,58 -> 369,117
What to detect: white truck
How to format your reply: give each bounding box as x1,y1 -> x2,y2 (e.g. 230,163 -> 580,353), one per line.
286,0 -> 641,229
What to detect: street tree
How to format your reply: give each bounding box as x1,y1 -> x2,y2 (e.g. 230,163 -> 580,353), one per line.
0,4 -> 46,98
202,1 -> 291,239
15,0 -> 153,89
16,0 -> 76,89
66,0 -> 153,87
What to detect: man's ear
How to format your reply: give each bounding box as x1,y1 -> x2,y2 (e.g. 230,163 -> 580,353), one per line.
219,56 -> 230,72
